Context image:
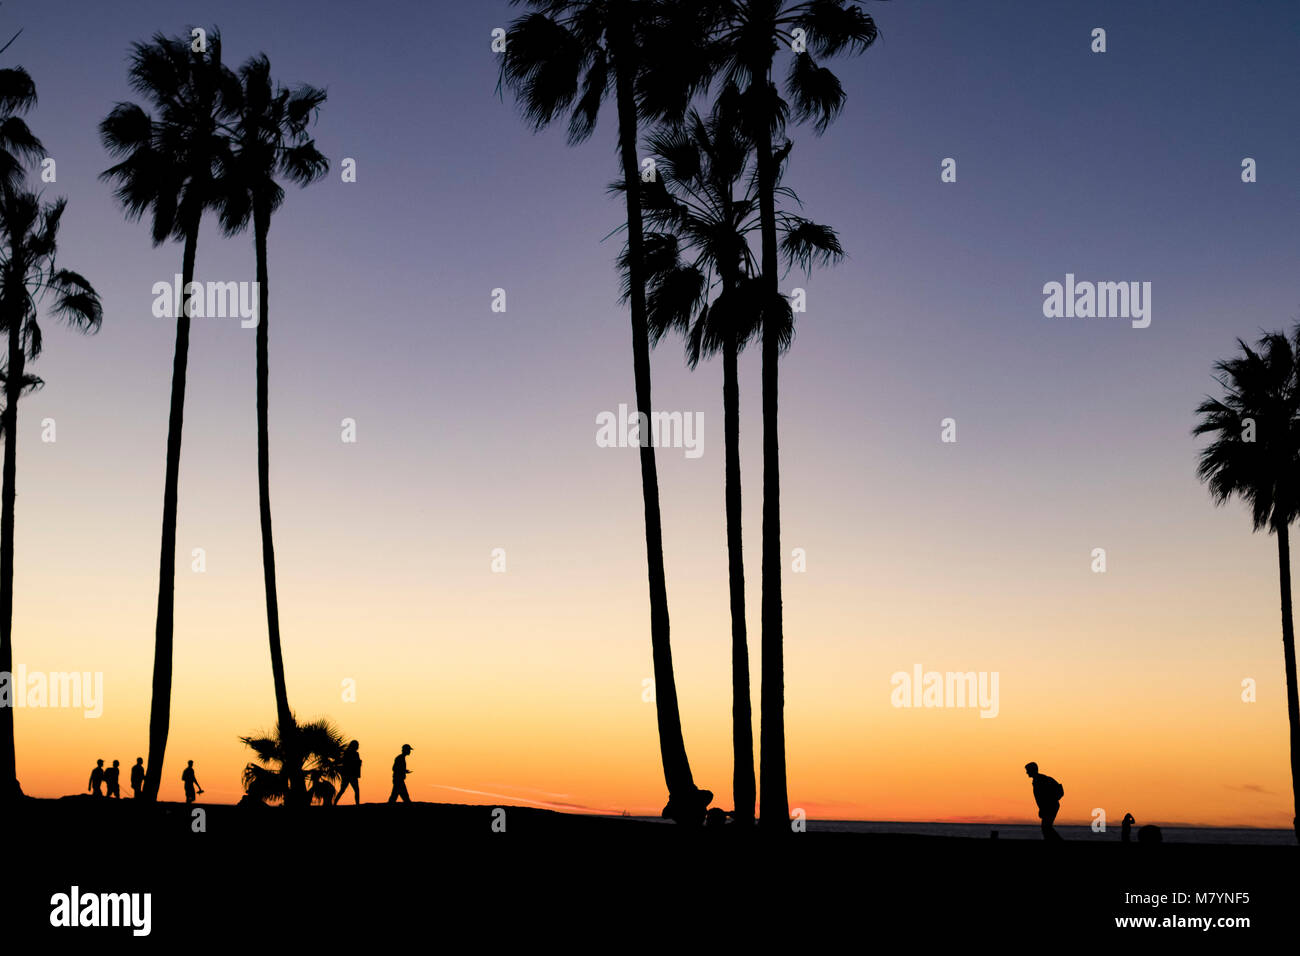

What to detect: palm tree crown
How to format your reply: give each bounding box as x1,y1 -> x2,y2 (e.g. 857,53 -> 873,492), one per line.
1194,332 -> 1300,532
0,64 -> 41,189
214,54 -> 327,235
0,190 -> 103,391
100,30 -> 233,245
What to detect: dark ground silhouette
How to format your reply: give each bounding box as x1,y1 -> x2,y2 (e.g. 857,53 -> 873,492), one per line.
5,797 -> 1294,942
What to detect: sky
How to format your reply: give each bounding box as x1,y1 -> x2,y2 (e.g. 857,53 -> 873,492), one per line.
3,0 -> 1299,827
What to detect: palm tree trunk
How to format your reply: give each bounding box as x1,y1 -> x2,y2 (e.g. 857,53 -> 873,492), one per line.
0,309 -> 24,800
612,44 -> 697,810
253,204 -> 299,805
723,330 -> 755,824
1277,524 -> 1300,842
754,83 -> 790,830
143,220 -> 199,803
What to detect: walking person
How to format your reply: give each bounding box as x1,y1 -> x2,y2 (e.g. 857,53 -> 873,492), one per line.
388,744 -> 413,803
335,740 -> 362,805
182,760 -> 203,805
104,759 -> 121,798
88,759 -> 104,797
1024,761 -> 1065,840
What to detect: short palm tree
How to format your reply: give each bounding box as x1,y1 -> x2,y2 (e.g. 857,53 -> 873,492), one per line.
707,0 -> 880,829
500,0 -> 715,822
0,189 -> 102,800
240,717 -> 347,806
214,53 -> 328,806
625,89 -> 842,824
1194,330 -> 1300,843
100,29 -> 231,802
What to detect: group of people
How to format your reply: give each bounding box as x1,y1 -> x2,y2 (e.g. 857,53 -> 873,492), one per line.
88,758 -> 205,803
84,743 -> 416,806
332,741 -> 416,805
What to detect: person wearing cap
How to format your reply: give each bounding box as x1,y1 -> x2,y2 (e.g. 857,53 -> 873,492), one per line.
388,744 -> 413,803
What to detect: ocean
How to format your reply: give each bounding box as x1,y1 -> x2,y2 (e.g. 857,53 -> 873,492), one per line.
806,820 -> 1295,845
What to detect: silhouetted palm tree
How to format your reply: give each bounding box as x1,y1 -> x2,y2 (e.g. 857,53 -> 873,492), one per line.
214,53 -> 328,806
0,189 -> 102,800
500,0 -> 715,822
1194,330 -> 1300,843
100,29 -> 231,803
626,89 -> 841,823
0,63 -> 41,189
0,53 -> 42,802
707,0 -> 880,829
240,717 -> 346,806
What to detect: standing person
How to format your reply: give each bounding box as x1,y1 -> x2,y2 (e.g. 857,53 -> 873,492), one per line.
88,759 -> 105,797
1024,761 -> 1065,840
335,740 -> 362,805
182,760 -> 202,805
388,744 -> 412,803
130,757 -> 145,799
104,760 -> 121,798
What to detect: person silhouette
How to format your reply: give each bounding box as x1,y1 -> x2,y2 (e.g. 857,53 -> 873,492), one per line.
182,760 -> 202,804
1024,762 -> 1064,840
104,760 -> 121,799
130,757 -> 145,799
335,740 -> 362,805
88,759 -> 105,797
388,744 -> 413,803
1121,812 -> 1135,842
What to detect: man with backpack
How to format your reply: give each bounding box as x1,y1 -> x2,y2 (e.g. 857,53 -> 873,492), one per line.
1025,761 -> 1065,840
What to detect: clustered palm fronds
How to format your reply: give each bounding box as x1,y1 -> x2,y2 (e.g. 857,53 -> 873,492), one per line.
240,717 -> 347,807
1194,331 -> 1300,533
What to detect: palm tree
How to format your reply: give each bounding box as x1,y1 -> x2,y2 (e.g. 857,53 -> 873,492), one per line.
0,189 -> 102,800
626,90 -> 842,823
0,63 -> 42,189
214,54 -> 328,806
100,29 -> 231,803
240,717 -> 346,806
500,0 -> 715,822
0,52 -> 43,802
1194,330 -> 1300,843
708,0 -> 880,829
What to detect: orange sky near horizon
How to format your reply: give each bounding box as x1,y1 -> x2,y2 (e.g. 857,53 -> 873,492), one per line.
6,395 -> 1294,828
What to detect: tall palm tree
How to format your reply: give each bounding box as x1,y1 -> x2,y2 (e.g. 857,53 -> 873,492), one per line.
708,0 -> 880,828
626,90 -> 841,823
500,0 -> 714,822
100,29 -> 231,803
1194,330 -> 1300,843
0,53 -> 42,802
0,189 -> 102,800
214,54 -> 328,806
